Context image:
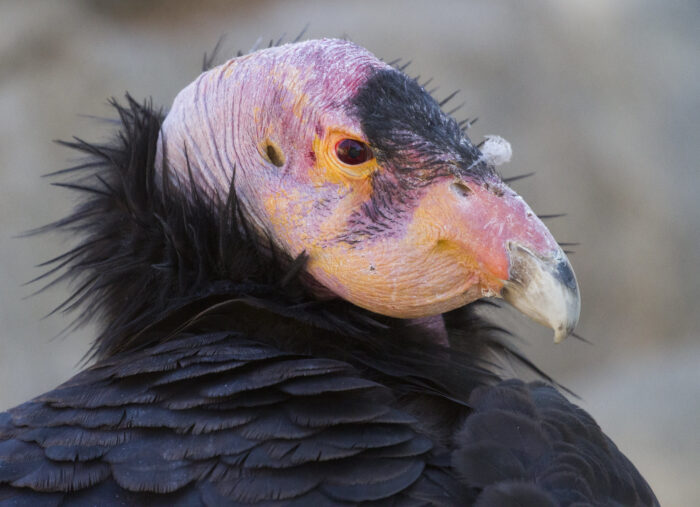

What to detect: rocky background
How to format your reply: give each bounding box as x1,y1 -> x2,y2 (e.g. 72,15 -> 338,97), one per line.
1,1 -> 697,504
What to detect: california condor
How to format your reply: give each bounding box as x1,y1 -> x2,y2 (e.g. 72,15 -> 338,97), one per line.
0,39 -> 657,506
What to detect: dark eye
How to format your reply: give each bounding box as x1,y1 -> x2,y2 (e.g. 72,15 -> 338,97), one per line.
335,139 -> 373,165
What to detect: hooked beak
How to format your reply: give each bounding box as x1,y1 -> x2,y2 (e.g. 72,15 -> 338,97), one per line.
503,242 -> 580,343
417,175 -> 581,341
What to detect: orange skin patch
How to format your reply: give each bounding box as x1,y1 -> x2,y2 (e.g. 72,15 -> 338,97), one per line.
304,179 -> 507,318
311,130 -> 378,189
267,125 -> 495,317
262,120 -> 560,319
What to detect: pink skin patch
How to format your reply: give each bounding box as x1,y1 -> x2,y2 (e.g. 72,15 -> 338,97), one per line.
156,39 -> 389,228
456,175 -> 561,280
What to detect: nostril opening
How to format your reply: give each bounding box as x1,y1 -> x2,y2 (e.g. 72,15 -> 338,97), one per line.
265,141 -> 285,167
450,182 -> 473,199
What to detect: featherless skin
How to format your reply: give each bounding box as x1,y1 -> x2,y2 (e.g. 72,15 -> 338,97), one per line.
0,39 -> 657,506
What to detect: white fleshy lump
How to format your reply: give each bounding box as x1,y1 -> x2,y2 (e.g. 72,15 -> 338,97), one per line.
481,135 -> 512,167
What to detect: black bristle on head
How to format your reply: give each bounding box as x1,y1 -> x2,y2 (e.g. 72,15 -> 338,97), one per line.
438,90 -> 460,107
502,172 -> 534,184
351,69 -> 493,184
292,25 -> 309,43
202,35 -> 227,71
445,102 -> 465,116
537,213 -> 567,220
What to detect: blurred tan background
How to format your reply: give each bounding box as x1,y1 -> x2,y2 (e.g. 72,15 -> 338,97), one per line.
1,0 -> 698,504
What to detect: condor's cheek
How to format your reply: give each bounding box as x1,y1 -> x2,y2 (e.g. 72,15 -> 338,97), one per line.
263,189 -> 312,244
304,235 -> 492,318
304,205 -> 498,319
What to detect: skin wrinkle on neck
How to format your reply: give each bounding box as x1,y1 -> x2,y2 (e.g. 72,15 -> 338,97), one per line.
196,73 -> 227,195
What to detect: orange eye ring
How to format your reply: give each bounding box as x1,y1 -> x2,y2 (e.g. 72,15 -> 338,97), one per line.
312,130 -> 378,182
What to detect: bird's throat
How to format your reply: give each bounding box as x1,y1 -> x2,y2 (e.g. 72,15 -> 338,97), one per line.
406,315 -> 449,346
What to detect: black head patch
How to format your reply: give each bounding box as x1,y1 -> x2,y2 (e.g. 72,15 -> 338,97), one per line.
350,68 -> 494,184
334,68 -> 496,246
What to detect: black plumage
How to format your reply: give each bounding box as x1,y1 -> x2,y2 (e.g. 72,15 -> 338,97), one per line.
0,66 -> 657,505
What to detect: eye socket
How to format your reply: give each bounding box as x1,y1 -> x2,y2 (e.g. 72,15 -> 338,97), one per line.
335,139 -> 373,165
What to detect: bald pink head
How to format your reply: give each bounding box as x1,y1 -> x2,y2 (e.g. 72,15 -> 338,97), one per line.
155,38 -> 579,342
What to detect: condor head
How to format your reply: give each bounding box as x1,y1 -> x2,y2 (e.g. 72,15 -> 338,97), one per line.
157,39 -> 580,343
